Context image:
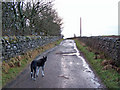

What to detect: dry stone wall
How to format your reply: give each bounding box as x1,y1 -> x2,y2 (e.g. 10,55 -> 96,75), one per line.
78,36 -> 120,65
1,36 -> 61,61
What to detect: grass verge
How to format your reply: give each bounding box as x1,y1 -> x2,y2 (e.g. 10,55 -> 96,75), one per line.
74,38 -> 120,88
2,39 -> 63,87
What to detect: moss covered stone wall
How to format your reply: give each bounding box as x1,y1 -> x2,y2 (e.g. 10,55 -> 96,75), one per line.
1,36 -> 61,61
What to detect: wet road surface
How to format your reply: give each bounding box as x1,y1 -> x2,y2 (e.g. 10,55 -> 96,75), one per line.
4,39 -> 105,88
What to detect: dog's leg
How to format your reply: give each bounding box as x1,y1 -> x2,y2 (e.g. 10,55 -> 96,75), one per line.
31,72 -> 33,79
41,66 -> 44,77
33,67 -> 36,81
36,67 -> 40,77
31,65 -> 33,79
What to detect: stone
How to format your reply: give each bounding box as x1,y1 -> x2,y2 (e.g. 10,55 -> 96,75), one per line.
13,45 -> 17,50
7,45 -> 11,49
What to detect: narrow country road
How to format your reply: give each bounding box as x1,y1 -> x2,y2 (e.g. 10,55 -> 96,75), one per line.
4,39 -> 105,88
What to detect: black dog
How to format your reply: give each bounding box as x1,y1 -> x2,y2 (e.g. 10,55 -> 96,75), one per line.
30,56 -> 47,81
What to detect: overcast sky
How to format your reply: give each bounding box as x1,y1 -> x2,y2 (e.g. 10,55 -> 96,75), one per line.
53,0 -> 119,38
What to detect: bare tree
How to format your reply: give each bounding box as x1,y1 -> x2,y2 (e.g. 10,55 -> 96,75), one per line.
2,0 -> 63,36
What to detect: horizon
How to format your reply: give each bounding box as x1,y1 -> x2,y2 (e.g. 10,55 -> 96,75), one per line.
53,0 -> 119,38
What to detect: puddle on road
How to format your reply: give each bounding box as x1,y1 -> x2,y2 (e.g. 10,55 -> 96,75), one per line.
76,63 -> 80,65
73,41 -> 101,88
58,75 -> 69,79
69,62 -> 73,65
62,53 -> 76,56
60,40 -> 102,88
56,52 -> 76,55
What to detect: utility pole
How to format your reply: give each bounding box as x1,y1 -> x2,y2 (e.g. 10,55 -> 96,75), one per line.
80,17 -> 82,37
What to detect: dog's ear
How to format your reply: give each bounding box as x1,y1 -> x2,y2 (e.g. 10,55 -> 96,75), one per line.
44,56 -> 47,60
43,56 -> 44,58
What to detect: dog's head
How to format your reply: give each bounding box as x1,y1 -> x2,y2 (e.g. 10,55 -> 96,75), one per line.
43,56 -> 47,62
